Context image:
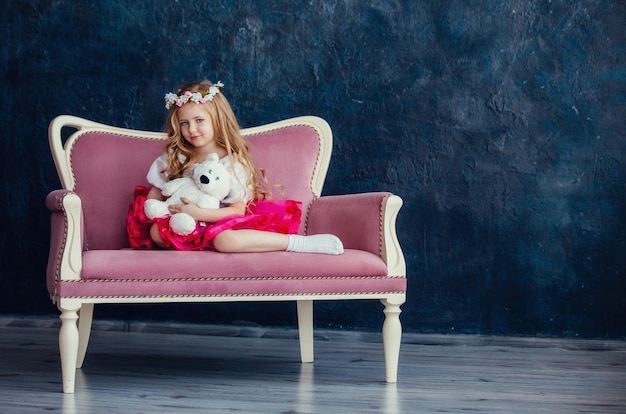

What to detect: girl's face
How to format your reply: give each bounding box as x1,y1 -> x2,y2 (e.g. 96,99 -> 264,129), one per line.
177,103 -> 221,158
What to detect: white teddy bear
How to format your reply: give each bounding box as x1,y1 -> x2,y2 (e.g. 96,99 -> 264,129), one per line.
144,152 -> 232,236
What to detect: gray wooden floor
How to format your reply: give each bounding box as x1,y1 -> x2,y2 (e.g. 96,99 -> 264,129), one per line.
0,316 -> 624,413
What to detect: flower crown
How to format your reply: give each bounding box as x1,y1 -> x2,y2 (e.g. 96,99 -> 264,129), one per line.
164,81 -> 224,109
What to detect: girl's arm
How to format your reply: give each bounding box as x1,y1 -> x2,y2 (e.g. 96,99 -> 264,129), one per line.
169,198 -> 246,223
147,186 -> 165,200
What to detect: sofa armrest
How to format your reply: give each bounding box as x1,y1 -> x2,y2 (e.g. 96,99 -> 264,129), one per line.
306,192 -> 406,277
46,190 -> 84,292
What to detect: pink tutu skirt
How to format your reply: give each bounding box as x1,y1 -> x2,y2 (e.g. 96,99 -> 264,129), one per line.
127,186 -> 302,251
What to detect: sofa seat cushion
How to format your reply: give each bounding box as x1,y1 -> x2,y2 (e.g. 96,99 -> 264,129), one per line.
55,249 -> 406,298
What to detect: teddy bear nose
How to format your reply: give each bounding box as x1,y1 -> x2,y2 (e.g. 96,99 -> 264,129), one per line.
200,175 -> 210,184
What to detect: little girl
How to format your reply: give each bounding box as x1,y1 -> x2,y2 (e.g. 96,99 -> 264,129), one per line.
127,80 -> 343,255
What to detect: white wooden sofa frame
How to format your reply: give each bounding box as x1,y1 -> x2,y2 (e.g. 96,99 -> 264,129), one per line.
46,115 -> 407,393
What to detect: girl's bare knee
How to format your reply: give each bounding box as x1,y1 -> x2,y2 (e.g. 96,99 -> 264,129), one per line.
150,223 -> 165,247
213,230 -> 239,252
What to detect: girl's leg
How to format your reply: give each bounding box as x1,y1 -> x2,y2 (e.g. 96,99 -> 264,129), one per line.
213,230 -> 343,255
150,223 -> 165,248
213,229 -> 288,253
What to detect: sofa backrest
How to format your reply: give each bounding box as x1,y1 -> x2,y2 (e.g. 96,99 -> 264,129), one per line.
52,116 -> 331,250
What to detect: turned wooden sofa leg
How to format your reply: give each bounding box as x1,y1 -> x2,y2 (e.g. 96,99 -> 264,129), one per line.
297,300 -> 314,363
76,304 -> 94,368
58,304 -> 81,394
381,298 -> 403,383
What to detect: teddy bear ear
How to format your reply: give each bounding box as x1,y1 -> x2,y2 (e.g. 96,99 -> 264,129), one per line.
208,152 -> 219,162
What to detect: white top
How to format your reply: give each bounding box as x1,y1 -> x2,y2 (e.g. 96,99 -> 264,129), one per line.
146,153 -> 253,205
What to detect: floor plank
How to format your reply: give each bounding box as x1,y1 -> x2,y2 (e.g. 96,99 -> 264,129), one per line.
0,316 -> 624,413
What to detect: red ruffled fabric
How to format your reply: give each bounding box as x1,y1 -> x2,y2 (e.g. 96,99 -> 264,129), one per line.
127,186 -> 302,251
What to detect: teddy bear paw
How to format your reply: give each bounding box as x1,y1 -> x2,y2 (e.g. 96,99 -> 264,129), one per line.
169,213 -> 197,236
144,199 -> 169,220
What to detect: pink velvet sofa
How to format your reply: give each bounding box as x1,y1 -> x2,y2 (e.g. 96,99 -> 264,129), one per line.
46,115 -> 407,393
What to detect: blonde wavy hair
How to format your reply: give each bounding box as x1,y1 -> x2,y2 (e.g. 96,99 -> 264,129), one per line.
162,80 -> 272,201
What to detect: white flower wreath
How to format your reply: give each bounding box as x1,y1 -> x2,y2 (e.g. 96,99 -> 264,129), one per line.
164,81 -> 224,109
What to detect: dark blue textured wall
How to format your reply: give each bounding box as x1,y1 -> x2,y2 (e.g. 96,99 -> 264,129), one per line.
1,1 -> 624,338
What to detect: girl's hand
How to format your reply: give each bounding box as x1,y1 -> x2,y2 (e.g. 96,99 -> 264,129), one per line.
168,198 -> 246,223
168,197 -> 203,219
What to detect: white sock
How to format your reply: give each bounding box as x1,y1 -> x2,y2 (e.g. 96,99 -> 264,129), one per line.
287,234 -> 344,255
